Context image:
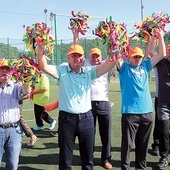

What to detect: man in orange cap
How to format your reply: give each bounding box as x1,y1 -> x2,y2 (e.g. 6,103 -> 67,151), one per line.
37,38 -> 117,170
83,47 -> 112,169
73,28 -> 113,169
148,41 -> 170,169
0,59 -> 30,169
116,30 -> 166,170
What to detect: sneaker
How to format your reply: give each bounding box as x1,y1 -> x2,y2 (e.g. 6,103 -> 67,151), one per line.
150,146 -> 159,156
157,157 -> 168,169
49,120 -> 56,130
33,126 -> 44,131
51,131 -> 58,137
103,162 -> 112,169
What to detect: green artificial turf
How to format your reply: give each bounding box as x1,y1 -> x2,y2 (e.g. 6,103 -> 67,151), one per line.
2,80 -> 160,170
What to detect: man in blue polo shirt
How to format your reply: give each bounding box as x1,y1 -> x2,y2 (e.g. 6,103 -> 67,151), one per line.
116,30 -> 166,170
37,43 -> 117,170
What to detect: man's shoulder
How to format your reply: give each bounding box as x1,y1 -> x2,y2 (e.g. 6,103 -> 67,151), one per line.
155,58 -> 166,67
60,62 -> 69,66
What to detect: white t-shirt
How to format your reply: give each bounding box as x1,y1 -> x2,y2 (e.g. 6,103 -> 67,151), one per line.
84,60 -> 109,101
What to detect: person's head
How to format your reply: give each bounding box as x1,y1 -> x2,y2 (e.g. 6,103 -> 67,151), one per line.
129,47 -> 144,66
0,59 -> 12,84
89,48 -> 102,66
67,45 -> 85,72
166,44 -> 170,61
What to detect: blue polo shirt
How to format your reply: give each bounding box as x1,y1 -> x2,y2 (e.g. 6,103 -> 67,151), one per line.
56,64 -> 97,114
118,59 -> 153,114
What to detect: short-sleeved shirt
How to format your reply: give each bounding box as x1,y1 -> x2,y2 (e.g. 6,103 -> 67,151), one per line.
118,59 -> 153,114
84,60 -> 109,101
0,80 -> 23,124
33,74 -> 50,106
56,64 -> 97,114
156,59 -> 170,102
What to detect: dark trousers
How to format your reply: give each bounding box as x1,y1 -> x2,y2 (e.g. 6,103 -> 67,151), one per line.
152,97 -> 159,148
121,113 -> 153,170
58,110 -> 94,170
20,113 -> 34,137
19,103 -> 34,137
157,101 -> 170,158
34,104 -> 54,126
91,101 -> 111,163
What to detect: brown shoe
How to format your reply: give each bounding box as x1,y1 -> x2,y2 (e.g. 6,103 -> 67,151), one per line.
103,162 -> 112,169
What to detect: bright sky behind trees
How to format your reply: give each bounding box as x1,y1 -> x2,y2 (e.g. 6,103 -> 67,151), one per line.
0,0 -> 170,41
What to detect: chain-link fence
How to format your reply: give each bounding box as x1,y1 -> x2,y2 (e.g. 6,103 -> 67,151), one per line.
0,37 -> 155,82
0,37 -> 146,63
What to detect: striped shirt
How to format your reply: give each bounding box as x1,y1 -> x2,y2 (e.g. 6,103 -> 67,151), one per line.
0,80 -> 23,124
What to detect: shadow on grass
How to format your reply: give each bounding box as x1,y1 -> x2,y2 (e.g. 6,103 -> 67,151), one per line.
31,128 -> 57,138
19,153 -> 58,165
2,130 -> 158,170
18,167 -> 43,170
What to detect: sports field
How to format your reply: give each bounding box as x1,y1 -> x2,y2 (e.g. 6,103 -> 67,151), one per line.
2,80 -> 160,170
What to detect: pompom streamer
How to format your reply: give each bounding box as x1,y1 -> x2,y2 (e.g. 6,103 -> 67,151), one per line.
22,22 -> 55,57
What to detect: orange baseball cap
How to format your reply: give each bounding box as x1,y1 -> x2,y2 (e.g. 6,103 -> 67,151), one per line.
68,45 -> 84,55
0,59 -> 9,68
166,44 -> 170,50
90,48 -> 101,55
129,47 -> 144,58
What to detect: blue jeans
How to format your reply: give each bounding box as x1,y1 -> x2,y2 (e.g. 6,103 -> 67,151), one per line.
0,125 -> 22,170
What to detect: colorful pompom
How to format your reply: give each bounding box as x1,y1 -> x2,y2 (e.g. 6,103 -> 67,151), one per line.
68,11 -> 90,35
22,22 -> 55,57
9,56 -> 41,86
93,17 -> 130,59
131,11 -> 170,42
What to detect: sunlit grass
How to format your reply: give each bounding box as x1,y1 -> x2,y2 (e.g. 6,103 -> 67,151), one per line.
2,80 -> 159,170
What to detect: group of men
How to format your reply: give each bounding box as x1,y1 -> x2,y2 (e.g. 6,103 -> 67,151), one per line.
0,28 -> 170,170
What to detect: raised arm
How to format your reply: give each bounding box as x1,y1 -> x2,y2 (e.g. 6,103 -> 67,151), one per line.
96,56 -> 118,77
149,30 -> 166,67
116,58 -> 124,70
72,28 -> 79,45
22,82 -> 31,95
37,45 -> 57,78
145,35 -> 156,58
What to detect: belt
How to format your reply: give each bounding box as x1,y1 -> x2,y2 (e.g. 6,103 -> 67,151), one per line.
59,110 -> 90,118
0,121 -> 19,129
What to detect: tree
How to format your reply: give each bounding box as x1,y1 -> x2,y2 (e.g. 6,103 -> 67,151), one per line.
164,31 -> 170,45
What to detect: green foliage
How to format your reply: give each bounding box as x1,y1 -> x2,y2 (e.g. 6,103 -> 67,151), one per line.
0,43 -> 33,60
164,30 -> 170,45
0,43 -> 19,59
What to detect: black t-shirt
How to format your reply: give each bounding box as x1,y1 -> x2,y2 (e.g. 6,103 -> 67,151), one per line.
156,59 -> 170,102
